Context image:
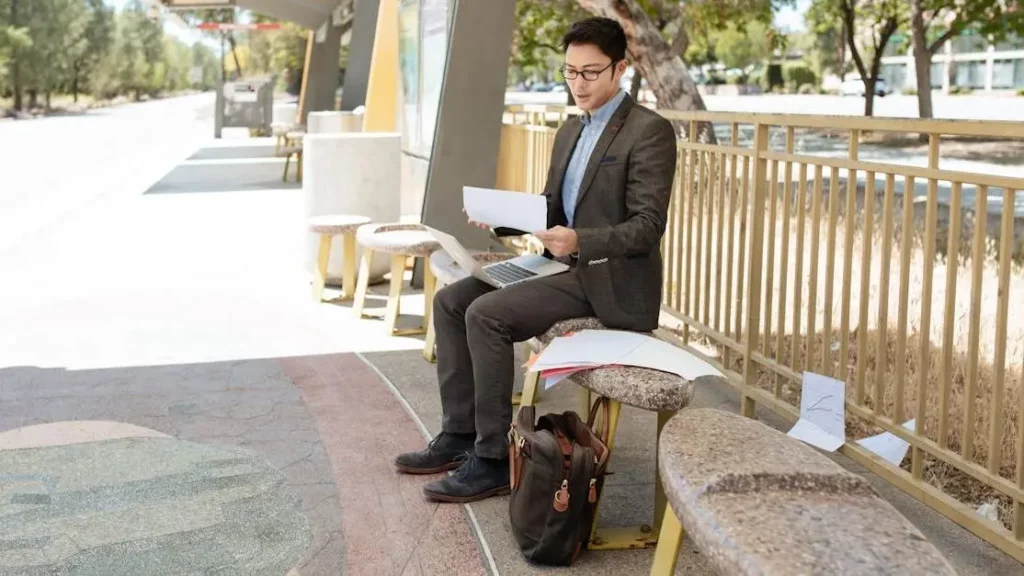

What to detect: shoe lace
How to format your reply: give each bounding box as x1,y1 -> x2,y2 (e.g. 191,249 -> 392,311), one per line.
451,451 -> 476,478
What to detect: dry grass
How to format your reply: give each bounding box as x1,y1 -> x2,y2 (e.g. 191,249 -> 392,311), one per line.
661,159 -> 1024,530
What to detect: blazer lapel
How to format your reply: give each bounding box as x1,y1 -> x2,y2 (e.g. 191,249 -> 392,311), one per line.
573,95 -> 635,211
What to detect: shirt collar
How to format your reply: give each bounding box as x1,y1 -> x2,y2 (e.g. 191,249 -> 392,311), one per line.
580,89 -> 626,126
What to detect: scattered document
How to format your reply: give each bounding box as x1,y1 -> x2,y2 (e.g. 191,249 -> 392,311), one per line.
787,372 -> 846,452
527,330 -> 723,388
463,186 -> 547,233
857,419 -> 916,466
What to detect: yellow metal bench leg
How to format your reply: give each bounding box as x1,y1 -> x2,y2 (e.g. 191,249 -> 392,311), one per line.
352,249 -> 374,318
588,399 -> 662,551
297,151 -> 303,181
341,232 -> 357,300
423,315 -> 437,362
514,370 -> 541,407
422,267 -> 438,361
384,253 -> 406,335
282,154 -> 291,182
649,506 -> 684,576
312,234 -> 332,301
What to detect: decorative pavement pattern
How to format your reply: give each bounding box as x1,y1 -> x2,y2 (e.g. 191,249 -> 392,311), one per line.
0,354 -> 487,575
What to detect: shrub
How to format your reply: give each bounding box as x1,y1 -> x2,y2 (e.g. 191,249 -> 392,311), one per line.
798,83 -> 816,94
903,87 -> 918,96
1017,88 -> 1024,97
783,63 -> 817,91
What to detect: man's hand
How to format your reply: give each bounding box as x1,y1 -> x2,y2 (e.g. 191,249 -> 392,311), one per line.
534,226 -> 578,258
462,207 -> 489,230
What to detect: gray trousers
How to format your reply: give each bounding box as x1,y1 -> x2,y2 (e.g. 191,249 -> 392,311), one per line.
433,269 -> 594,458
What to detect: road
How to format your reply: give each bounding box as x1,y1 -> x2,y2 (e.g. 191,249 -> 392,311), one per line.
505,91 -> 1024,122
0,93 -> 215,258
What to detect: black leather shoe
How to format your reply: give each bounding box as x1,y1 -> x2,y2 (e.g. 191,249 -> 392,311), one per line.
422,454 -> 510,503
394,432 -> 475,474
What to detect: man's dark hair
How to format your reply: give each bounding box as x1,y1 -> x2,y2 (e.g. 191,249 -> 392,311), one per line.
561,17 -> 627,62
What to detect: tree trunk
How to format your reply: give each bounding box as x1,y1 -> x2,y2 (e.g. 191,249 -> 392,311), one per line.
574,0 -> 715,143
11,0 -> 22,111
863,77 -> 876,116
629,71 -> 642,101
45,90 -> 52,112
228,33 -> 242,79
910,0 -> 932,124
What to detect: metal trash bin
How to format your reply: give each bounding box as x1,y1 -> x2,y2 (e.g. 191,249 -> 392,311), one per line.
215,76 -> 275,138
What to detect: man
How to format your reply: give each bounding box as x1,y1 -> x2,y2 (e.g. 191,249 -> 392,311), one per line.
394,17 -> 678,503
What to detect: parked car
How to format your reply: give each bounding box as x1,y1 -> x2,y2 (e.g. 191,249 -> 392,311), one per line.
839,77 -> 889,97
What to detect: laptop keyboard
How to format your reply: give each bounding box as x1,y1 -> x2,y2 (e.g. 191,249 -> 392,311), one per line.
486,261 -> 538,285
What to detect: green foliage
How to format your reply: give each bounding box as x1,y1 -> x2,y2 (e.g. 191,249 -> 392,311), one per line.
783,62 -> 817,89
1017,88 -> 1024,97
712,20 -> 772,77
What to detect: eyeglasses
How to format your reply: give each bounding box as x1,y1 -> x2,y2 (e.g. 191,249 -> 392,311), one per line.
558,61 -> 618,81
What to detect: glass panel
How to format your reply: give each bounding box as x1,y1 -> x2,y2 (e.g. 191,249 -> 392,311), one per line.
419,0 -> 448,155
993,59 -> 1016,89
398,0 -> 421,155
930,62 -> 944,88
954,60 -> 985,88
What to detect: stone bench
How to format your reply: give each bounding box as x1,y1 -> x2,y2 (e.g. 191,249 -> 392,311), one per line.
519,317 -> 696,551
649,408 -> 957,575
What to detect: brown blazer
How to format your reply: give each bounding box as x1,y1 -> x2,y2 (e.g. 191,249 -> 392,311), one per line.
501,94 -> 678,331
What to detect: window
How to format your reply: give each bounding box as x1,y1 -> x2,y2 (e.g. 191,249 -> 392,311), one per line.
954,60 -> 985,88
993,59 -> 1017,89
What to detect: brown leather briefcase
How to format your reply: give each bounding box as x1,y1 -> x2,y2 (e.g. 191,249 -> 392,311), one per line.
507,397 -> 612,566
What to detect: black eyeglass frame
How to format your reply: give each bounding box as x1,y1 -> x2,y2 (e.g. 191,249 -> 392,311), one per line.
558,60 -> 621,82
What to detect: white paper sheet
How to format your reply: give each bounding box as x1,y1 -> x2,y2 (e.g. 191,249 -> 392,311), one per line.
543,371 -> 576,390
787,372 -> 846,452
463,186 -> 547,233
618,337 -> 723,382
787,419 -> 846,452
856,419 -> 916,466
529,330 -> 724,383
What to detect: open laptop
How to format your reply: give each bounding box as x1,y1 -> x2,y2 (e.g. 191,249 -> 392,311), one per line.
426,227 -> 570,289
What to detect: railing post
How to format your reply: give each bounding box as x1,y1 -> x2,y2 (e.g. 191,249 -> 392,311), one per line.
741,123 -> 770,418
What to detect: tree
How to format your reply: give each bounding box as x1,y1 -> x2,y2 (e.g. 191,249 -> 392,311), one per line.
574,0 -> 715,139
66,0 -> 114,102
910,0 -> 1024,122
713,20 -> 773,81
809,0 -> 905,117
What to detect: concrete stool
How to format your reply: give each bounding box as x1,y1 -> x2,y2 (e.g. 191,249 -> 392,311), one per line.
649,408 -> 955,575
518,317 -> 694,552
280,131 -> 304,182
308,214 -> 372,302
352,223 -> 440,336
422,249 -> 515,362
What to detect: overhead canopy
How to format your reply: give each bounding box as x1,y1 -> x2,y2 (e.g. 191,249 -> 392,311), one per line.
159,0 -> 342,29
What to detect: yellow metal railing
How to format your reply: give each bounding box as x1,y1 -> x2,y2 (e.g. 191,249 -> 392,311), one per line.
496,105 -> 1024,562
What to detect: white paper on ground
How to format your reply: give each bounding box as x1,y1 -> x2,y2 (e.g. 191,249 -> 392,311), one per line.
787,372 -> 846,452
787,418 -> 846,452
463,186 -> 547,233
856,419 -> 916,466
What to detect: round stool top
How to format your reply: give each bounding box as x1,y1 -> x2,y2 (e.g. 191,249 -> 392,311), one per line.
429,249 -> 515,285
308,214 -> 372,235
356,223 -> 440,257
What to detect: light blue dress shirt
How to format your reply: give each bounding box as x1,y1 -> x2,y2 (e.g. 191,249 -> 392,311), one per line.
561,89 -> 627,227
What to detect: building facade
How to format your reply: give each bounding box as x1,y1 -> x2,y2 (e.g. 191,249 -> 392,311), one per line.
880,32 -> 1024,93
